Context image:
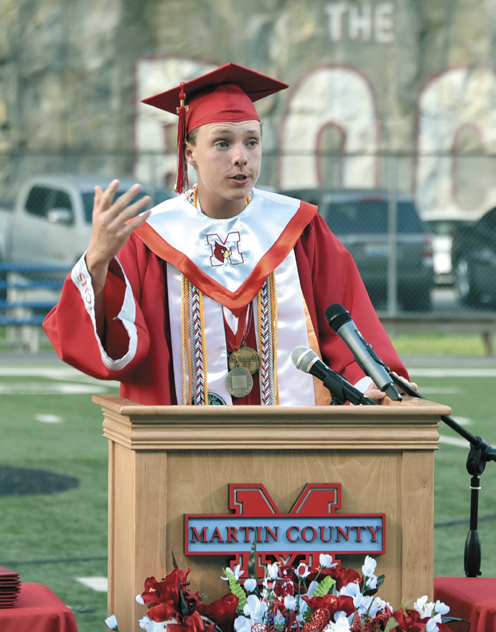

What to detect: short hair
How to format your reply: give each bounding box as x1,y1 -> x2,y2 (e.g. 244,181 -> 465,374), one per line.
186,128 -> 199,146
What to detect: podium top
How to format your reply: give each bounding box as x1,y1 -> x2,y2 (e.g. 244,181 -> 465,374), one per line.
93,394 -> 451,452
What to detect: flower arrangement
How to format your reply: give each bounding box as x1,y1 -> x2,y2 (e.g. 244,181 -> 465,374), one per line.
105,552 -> 463,632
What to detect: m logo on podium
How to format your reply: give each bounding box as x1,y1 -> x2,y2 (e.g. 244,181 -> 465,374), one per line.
184,483 -> 385,578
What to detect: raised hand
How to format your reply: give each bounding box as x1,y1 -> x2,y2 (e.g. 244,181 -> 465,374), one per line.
86,179 -> 151,294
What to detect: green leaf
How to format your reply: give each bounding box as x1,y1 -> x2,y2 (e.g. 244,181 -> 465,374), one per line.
248,537 -> 258,580
179,585 -> 190,617
363,574 -> 385,596
224,569 -> 248,613
442,615 -> 470,625
171,550 -> 179,570
383,616 -> 399,632
313,575 -> 335,597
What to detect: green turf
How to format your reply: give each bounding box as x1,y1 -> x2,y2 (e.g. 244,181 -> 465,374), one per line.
412,372 -> 496,579
0,378 -> 113,631
390,333 -> 486,355
0,367 -> 495,632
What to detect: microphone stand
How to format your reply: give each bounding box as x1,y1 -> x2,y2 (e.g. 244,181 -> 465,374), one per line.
388,370 -> 496,577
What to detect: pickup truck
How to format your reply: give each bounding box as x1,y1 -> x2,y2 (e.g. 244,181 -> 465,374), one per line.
451,206 -> 496,307
0,175 -> 173,265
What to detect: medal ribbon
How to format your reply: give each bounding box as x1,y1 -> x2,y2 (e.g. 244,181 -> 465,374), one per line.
224,304 -> 252,352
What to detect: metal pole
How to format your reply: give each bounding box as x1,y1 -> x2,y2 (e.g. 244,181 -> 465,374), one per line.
387,154 -> 398,314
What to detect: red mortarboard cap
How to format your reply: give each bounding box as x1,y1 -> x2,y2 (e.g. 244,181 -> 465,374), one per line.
141,63 -> 288,193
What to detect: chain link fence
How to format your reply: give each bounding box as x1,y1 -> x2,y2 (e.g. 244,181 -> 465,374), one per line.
0,150 -> 495,349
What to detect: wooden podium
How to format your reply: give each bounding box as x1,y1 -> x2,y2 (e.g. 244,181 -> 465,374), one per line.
93,395 -> 451,632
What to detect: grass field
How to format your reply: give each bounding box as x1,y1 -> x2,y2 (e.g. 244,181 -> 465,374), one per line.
0,343 -> 495,631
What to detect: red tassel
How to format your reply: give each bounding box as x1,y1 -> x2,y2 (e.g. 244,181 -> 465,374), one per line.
175,83 -> 189,194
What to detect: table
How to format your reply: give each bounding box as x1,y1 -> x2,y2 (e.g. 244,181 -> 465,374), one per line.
435,577 -> 496,632
0,583 -> 78,632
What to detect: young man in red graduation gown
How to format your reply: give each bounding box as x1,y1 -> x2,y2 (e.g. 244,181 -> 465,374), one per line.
43,63 -> 412,406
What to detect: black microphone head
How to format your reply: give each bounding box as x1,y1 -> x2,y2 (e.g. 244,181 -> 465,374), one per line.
324,303 -> 352,332
291,346 -> 319,373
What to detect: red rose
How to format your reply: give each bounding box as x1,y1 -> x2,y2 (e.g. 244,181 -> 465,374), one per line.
169,611 -> 215,632
393,608 -> 427,631
302,594 -> 337,613
328,595 -> 354,617
197,593 -> 239,632
333,568 -> 362,592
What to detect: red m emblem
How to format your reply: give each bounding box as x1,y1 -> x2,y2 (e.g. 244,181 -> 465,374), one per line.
184,483 -> 385,578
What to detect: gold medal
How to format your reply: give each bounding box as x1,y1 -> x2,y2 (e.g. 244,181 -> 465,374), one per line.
225,367 -> 253,398
228,344 -> 260,375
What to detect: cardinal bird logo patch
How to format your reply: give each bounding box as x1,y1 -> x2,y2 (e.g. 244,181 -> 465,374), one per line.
206,231 -> 244,267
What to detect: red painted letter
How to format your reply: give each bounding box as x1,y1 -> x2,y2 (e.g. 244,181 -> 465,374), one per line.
287,526 -> 300,542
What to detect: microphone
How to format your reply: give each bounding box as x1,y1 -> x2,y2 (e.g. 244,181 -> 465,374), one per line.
324,303 -> 402,401
291,346 -> 377,406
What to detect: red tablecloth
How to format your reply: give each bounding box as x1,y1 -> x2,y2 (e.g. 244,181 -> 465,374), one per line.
0,583 -> 78,632
435,577 -> 496,632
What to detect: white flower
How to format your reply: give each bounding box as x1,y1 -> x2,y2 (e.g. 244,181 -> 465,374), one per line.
299,598 -> 309,616
328,613 -> 351,631
105,615 -> 119,630
365,575 -> 378,590
243,595 -> 268,622
274,612 -> 285,627
434,600 -> 450,616
136,594 -> 145,605
414,596 -> 435,619
284,595 -> 297,611
320,554 -> 338,568
244,578 -> 257,593
369,597 -> 388,618
222,564 -> 244,581
333,610 -> 348,622
234,616 -> 253,632
339,582 -> 360,598
353,592 -> 372,614
138,616 -> 150,630
266,563 -> 279,580
306,580 -> 319,598
362,556 -> 377,577
425,614 -> 442,632
139,619 -> 173,632
296,563 -> 310,578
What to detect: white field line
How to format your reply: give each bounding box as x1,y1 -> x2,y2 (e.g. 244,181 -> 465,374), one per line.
408,368 -> 496,378
439,435 -> 472,448
35,414 -> 63,423
0,382 -> 112,394
75,577 -> 108,592
0,366 -> 119,385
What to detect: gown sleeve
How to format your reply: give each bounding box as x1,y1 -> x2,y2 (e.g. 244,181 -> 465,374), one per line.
295,212 -> 410,386
43,234 -> 153,381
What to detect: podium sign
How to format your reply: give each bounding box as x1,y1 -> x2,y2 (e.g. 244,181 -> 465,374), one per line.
94,395 -> 449,632
185,483 -> 385,573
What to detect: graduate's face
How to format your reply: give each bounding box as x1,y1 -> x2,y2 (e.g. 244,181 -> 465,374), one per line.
185,120 -> 262,217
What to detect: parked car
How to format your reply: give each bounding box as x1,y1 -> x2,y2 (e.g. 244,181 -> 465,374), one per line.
0,175 -> 174,266
280,188 -> 434,311
451,206 -> 496,307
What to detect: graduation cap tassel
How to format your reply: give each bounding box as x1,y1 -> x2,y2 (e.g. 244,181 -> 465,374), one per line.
175,83 -> 189,194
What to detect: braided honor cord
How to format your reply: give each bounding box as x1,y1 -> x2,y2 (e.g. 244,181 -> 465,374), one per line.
189,281 -> 209,405
258,272 -> 279,405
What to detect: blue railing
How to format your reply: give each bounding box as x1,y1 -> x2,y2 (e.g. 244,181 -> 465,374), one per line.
0,263 -> 71,328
